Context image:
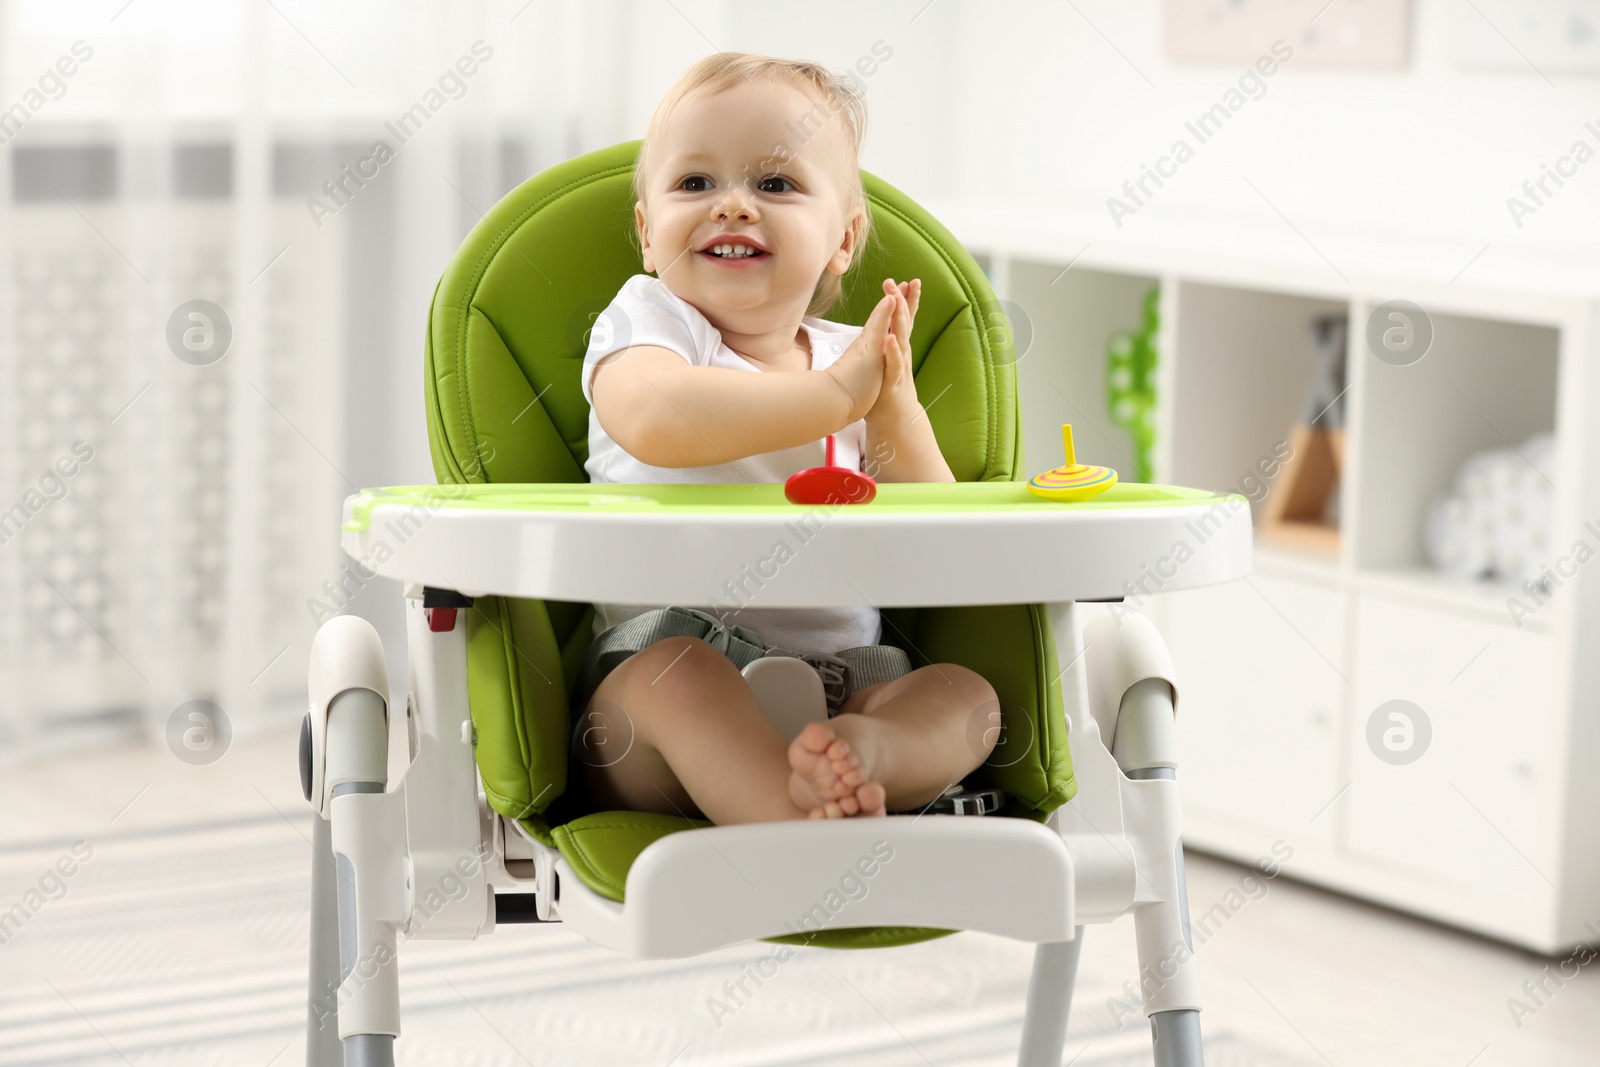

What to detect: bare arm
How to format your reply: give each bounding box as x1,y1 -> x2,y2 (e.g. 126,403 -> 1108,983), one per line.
590,346 -> 857,468
590,294 -> 898,469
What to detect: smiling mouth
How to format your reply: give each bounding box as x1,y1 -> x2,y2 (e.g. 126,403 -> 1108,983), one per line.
699,248 -> 770,261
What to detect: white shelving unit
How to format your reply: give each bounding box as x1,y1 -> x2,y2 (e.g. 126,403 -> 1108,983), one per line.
931,199 -> 1600,954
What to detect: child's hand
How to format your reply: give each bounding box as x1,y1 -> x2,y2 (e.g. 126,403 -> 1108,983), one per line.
824,290 -> 897,424
866,277 -> 921,427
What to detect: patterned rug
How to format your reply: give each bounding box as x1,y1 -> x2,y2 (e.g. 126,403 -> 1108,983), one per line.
0,813 -> 1315,1065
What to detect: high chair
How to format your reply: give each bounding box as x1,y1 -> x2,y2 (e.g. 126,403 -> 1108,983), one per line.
300,139 -> 1253,1066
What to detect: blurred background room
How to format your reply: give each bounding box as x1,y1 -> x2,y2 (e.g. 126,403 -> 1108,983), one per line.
0,0 -> 1598,1064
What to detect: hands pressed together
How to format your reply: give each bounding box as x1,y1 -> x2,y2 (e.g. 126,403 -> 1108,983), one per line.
826,277 -> 922,428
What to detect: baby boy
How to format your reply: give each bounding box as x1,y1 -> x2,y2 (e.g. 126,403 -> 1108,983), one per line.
573,53 -> 1001,824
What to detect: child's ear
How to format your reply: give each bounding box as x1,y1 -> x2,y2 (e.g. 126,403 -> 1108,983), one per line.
634,200 -> 654,274
827,205 -> 867,277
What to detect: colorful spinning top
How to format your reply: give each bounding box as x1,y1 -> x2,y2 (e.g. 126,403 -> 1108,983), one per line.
1027,424 -> 1117,502
785,433 -> 876,505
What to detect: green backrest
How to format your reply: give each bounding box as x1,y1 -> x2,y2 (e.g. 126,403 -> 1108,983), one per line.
424,139 -> 1074,840
426,140 -> 1021,484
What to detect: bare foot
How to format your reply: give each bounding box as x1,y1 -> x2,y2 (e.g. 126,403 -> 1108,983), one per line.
787,720 -> 887,819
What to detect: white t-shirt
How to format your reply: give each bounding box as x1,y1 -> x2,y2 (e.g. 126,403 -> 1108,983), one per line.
580,273 -> 882,657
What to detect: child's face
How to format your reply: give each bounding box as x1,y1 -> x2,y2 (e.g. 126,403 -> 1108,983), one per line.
635,79 -> 865,323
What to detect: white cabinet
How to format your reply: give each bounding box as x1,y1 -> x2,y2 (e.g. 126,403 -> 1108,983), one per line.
1344,591 -> 1556,911
941,201 -> 1600,951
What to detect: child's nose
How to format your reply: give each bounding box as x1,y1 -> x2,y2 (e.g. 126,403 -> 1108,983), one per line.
714,189 -> 757,221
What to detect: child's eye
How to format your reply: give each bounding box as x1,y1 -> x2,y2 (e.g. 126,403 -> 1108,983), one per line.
679,176 -> 710,192
758,175 -> 793,193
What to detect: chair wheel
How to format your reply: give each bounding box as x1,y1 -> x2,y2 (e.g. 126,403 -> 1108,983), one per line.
299,711 -> 313,803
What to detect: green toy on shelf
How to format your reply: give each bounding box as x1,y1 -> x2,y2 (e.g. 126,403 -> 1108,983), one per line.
1027,424 -> 1118,502
1106,285 -> 1159,483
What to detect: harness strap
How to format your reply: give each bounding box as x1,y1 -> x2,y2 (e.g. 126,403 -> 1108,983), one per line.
835,645 -> 916,695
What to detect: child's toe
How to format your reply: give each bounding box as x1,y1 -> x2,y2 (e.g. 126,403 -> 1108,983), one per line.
856,781 -> 887,818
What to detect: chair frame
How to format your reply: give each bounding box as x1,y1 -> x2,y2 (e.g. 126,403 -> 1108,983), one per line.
303,581 -> 1207,1066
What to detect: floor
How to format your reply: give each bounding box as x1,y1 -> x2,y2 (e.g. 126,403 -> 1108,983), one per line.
0,716 -> 1595,1066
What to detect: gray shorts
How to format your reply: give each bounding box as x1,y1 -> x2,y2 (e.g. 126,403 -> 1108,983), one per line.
568,606 -> 910,758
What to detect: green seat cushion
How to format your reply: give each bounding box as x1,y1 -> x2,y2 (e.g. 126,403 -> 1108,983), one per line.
472,599 -> 1076,838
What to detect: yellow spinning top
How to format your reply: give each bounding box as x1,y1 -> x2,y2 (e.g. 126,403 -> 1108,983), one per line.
1027,424 -> 1118,502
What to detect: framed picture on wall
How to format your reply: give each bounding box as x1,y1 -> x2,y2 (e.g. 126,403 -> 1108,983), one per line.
1162,0 -> 1412,68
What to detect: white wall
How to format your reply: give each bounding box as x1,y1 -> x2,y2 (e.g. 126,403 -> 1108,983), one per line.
609,0 -> 1600,256
949,0 -> 1600,249
602,0 -> 962,201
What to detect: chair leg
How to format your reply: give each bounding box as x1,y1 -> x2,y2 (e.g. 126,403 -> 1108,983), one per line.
307,810 -> 344,1067
1140,831 -> 1205,1066
1151,1008 -> 1205,1066
1121,677 -> 1205,1067
1015,927 -> 1084,1067
340,1035 -> 396,1066
327,687 -> 399,1067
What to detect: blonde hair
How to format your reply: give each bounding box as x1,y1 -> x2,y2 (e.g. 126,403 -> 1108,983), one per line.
633,52 -> 872,318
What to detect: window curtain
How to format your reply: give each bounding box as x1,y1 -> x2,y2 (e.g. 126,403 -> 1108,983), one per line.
0,0 -> 610,762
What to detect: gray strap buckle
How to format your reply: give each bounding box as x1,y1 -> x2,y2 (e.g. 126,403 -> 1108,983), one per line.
890,784 -> 1006,816
765,648 -> 855,716
943,787 -> 1005,815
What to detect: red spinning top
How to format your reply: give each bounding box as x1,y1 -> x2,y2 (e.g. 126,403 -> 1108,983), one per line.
784,433 -> 876,505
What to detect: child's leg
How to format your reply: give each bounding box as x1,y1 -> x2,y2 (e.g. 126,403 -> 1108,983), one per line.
573,636 -> 885,825
816,663 -> 1003,811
